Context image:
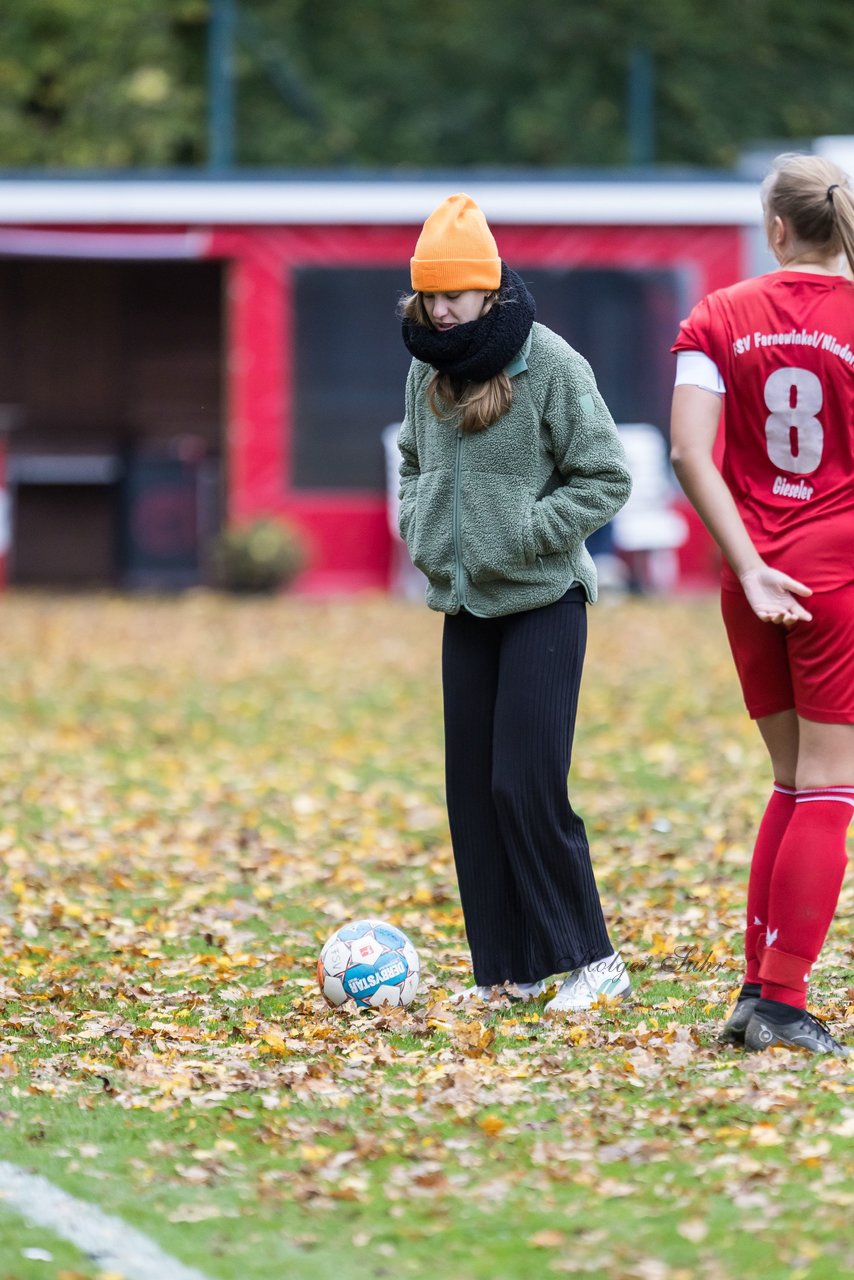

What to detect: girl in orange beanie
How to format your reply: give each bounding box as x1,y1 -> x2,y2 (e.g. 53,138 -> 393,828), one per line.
397,193 -> 634,1013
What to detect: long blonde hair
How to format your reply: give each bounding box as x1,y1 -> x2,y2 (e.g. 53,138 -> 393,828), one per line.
762,152 -> 854,276
399,291 -> 513,433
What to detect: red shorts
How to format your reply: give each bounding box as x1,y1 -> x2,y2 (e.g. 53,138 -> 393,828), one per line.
721,581 -> 854,725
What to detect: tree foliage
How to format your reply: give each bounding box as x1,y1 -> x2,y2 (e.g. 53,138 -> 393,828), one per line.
0,0 -> 207,167
2,0 -> 854,170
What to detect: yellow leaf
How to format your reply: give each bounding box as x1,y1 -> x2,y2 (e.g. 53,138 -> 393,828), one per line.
260,1031 -> 289,1056
453,1023 -> 495,1058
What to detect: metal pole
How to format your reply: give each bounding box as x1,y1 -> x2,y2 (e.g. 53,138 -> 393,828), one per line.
208,0 -> 237,170
628,46 -> 654,167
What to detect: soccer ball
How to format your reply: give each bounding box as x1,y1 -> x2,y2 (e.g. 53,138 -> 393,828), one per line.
317,919 -> 420,1010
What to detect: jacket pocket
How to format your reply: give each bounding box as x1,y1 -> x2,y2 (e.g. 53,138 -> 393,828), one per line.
460,472 -> 536,584
410,470 -> 455,580
398,489 -> 417,547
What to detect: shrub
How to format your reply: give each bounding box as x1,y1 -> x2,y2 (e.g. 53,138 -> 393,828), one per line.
212,518 -> 308,593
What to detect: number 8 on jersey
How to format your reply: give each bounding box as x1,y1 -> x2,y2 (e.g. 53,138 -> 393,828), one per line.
764,366 -> 824,475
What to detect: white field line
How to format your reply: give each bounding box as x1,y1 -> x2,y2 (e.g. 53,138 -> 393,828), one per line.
0,1160 -> 213,1280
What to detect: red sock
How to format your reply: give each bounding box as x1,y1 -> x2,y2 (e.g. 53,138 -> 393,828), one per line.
744,784 -> 797,984
759,787 -> 854,1010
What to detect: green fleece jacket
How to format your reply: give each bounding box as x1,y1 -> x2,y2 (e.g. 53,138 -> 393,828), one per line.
397,322 -> 632,617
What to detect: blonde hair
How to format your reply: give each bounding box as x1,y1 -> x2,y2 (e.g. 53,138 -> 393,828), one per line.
762,152 -> 854,276
399,291 -> 513,433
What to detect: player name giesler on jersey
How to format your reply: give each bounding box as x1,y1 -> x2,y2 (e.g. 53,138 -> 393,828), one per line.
773,475 -> 815,500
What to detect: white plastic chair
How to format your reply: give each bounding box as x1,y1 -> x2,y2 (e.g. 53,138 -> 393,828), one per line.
382,422 -> 425,600
612,423 -> 688,592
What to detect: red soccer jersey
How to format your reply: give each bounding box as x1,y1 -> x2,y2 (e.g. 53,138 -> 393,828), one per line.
673,270 -> 854,591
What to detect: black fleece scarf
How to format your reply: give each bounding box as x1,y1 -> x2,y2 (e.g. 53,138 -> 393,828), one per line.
401,262 -> 536,382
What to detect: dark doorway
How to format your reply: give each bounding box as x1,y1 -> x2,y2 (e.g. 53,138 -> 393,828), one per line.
0,257 -> 223,587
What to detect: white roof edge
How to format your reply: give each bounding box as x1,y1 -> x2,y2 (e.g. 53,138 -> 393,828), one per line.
813,135 -> 854,174
0,180 -> 762,226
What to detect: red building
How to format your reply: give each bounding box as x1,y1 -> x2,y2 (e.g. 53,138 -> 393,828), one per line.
0,174 -> 765,590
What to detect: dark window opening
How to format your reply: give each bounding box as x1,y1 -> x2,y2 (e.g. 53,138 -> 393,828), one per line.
290,264 -> 686,493
292,267 -> 412,492
518,267 -> 686,431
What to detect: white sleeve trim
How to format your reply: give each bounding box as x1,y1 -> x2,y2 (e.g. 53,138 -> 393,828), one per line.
674,350 -> 725,394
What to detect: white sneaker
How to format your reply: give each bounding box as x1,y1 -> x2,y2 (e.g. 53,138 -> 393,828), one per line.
451,980 -> 547,1006
450,985 -> 502,1006
506,980 -> 547,1002
544,953 -> 630,1014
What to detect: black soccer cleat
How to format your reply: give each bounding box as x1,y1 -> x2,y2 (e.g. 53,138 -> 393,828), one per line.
744,1006 -> 850,1058
718,996 -> 759,1046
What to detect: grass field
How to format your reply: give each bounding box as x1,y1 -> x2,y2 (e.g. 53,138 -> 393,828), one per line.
0,591 -> 851,1280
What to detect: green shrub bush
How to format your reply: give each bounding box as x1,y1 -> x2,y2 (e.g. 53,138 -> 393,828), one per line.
212,518 -> 308,593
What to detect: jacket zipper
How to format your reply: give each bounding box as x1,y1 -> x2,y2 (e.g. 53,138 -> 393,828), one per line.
452,429 -> 466,610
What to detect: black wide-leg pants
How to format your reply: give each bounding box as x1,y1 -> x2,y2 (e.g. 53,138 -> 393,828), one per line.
442,586 -> 613,986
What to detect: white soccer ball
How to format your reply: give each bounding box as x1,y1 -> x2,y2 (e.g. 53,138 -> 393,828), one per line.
317,919 -> 420,1009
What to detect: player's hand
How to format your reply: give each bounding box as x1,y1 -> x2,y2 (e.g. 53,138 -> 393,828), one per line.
739,564 -> 813,627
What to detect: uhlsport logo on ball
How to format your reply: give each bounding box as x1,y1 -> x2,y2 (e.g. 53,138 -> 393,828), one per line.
317,919 -> 420,1009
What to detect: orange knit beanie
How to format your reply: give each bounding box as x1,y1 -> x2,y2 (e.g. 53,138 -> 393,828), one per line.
410,193 -> 502,292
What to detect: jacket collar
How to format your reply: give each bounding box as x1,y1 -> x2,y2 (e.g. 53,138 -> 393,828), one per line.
504,328 -> 533,378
